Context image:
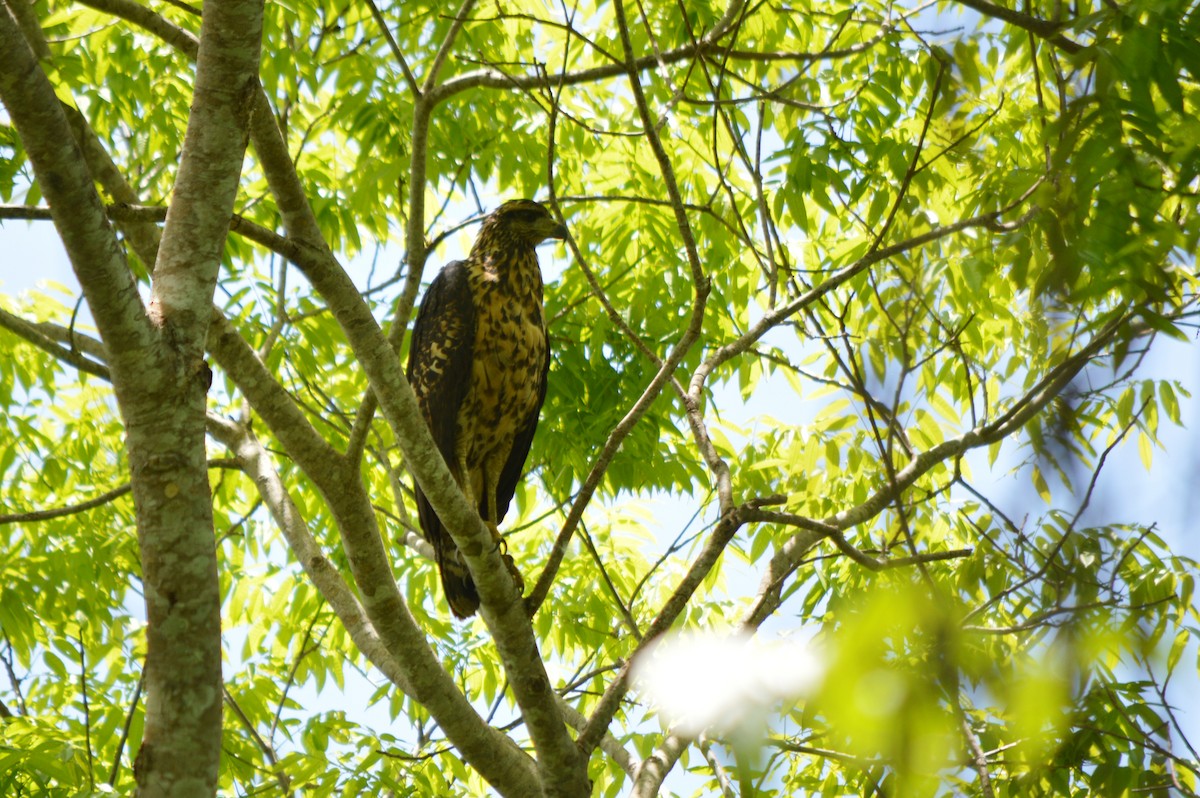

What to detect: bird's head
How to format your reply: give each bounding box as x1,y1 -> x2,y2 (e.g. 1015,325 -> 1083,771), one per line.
481,199 -> 568,248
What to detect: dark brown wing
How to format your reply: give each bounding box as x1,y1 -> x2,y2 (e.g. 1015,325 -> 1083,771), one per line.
406,261 -> 479,617
407,260 -> 474,471
494,336 -> 550,524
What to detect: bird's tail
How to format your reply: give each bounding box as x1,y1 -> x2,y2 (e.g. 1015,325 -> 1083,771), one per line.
437,547 -> 525,619
438,551 -> 481,619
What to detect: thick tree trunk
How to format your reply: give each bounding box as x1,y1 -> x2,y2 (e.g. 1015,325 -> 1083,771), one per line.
0,0 -> 262,794
127,396 -> 224,797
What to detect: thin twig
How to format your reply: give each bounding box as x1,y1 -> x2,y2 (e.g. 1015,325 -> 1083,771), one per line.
107,673 -> 143,787
0,484 -> 132,525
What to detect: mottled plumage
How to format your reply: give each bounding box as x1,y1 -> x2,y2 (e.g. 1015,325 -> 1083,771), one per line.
407,200 -> 566,618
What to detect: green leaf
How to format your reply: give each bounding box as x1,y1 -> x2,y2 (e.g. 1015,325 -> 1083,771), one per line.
1137,432 -> 1154,470
1031,466 -> 1052,503
1159,381 -> 1180,425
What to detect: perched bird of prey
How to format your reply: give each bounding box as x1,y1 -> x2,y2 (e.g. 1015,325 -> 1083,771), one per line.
407,199 -> 567,618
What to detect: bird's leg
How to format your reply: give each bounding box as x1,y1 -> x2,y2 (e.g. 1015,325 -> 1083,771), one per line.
500,548 -> 524,596
455,461 -> 524,597
485,474 -> 525,597
453,453 -> 487,557
479,471 -> 505,551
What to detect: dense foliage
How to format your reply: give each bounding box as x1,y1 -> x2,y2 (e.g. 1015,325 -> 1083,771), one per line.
1,0 -> 1198,795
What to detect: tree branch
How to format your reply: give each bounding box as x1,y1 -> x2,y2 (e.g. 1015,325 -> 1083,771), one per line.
107,673 -> 142,787
76,0 -> 199,57
423,0 -> 476,95
950,0 -> 1082,54
207,413 -> 548,774
0,306 -> 111,380
209,414 -> 424,681
223,687 -> 293,797
150,0 -> 260,357
0,482 -> 134,526
576,497 -> 777,755
427,0 -> 749,104
363,0 -> 420,98
630,729 -> 689,798
0,5 -> 153,374
743,311 -> 1131,628
205,318 -> 545,796
525,0 -> 717,618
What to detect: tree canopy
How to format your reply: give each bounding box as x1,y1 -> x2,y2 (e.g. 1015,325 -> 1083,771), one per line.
1,0 -> 1198,796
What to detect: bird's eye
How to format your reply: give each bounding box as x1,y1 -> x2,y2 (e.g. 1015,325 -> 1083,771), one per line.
512,209 -> 543,224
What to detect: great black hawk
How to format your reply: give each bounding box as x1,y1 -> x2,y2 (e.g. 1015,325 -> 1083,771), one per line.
407,199 -> 567,618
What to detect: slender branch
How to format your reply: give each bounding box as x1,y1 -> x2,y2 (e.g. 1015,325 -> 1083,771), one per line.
0,306 -> 111,380
0,483 -> 131,526
272,613 -> 327,739
962,600 -> 1147,634
525,0 -> 716,618
422,0 -> 476,95
76,0 -> 199,56
768,738 -> 880,768
1143,653 -> 1200,766
344,386 -> 375,465
944,657 -> 996,797
2,203 -> 345,281
743,311 -> 1131,628
0,203 -> 56,219
556,696 -> 639,778
77,631 -> 95,791
354,0 -> 485,480
576,497 -> 780,755
950,0 -> 1082,53
0,636 -> 27,716
428,0 -> 751,104
698,735 -> 737,798
630,730 -> 689,798
393,5 -> 480,348
0,8 -> 152,369
108,673 -> 143,787
363,0 -> 420,97
224,688 -> 293,796
743,507 -> 972,571
578,522 -> 642,640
